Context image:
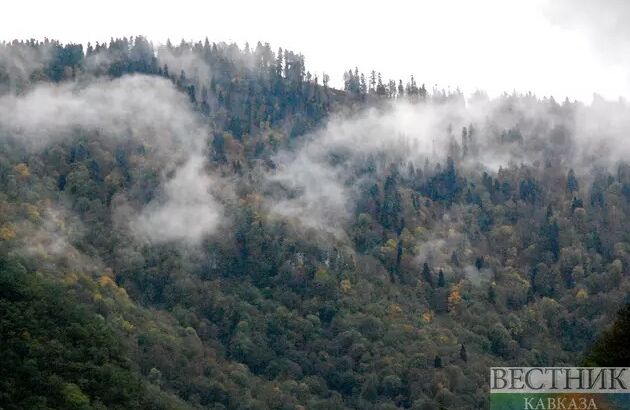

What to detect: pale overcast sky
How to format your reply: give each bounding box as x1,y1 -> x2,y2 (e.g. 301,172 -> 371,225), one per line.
2,0 -> 629,102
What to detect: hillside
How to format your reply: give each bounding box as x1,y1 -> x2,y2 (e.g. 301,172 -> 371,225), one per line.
0,37 -> 629,409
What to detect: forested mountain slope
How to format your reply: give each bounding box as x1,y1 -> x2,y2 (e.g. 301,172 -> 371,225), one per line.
0,37 -> 629,409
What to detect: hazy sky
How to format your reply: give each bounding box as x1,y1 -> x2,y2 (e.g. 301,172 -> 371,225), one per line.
3,0 -> 628,102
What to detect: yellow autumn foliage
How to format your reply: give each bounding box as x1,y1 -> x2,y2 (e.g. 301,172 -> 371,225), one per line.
98,275 -> 116,287
63,273 -> 79,285
422,311 -> 433,324
448,282 -> 462,311
576,288 -> 588,300
340,279 -> 352,293
14,163 -> 30,177
117,287 -> 129,298
25,204 -> 40,221
389,303 -> 402,315
314,266 -> 332,284
121,319 -> 134,332
384,238 -> 397,249
0,225 -> 16,241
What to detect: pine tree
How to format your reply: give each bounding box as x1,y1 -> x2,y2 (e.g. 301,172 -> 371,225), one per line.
275,47 -> 283,77
567,169 -> 579,193
422,263 -> 434,287
369,70 -> 376,93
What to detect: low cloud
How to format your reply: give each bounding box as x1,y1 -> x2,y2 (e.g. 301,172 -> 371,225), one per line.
157,45 -> 212,87
462,265 -> 492,286
266,102 -> 452,232
0,74 -> 224,244
0,41 -> 52,93
265,94 -> 630,234
132,155 -> 223,244
0,74 -> 206,156
18,206 -> 103,274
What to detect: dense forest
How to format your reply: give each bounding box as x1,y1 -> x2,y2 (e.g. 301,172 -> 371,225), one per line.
0,37 -> 629,409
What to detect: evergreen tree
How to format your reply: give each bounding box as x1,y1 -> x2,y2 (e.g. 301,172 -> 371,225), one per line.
567,169 -> 579,193
422,262 -> 434,287
460,344 -> 468,362
438,269 -> 445,287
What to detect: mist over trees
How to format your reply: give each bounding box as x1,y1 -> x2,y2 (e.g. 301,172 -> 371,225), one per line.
1,36 -> 629,409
